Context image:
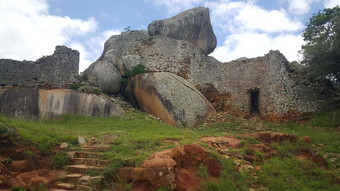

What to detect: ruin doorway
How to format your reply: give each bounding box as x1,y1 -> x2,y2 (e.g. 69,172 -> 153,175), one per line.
250,90 -> 260,115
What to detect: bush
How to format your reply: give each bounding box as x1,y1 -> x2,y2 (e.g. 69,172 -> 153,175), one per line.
70,83 -> 81,90
120,64 -> 147,86
93,88 -> 101,95
51,151 -> 71,169
125,64 -> 147,78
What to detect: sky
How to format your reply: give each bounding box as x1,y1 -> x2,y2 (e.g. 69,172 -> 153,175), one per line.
0,0 -> 339,72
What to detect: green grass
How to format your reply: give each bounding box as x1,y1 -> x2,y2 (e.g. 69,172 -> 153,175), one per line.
277,109 -> 340,154
258,157 -> 340,191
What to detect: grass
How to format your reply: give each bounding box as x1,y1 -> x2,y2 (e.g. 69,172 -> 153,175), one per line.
1,108 -> 340,190
258,157 -> 340,191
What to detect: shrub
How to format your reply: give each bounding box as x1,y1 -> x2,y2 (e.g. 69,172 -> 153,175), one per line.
125,64 -> 147,78
51,151 -> 71,169
70,83 -> 81,90
93,88 -> 101,95
120,64 -> 147,86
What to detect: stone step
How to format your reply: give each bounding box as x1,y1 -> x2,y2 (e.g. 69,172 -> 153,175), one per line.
78,175 -> 103,185
76,184 -> 93,191
56,182 -> 75,190
65,173 -> 83,183
81,145 -> 110,152
67,164 -> 106,174
73,151 -> 101,158
72,158 -> 110,166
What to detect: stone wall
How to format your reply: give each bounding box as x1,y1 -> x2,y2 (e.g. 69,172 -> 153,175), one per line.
192,51 -> 340,121
0,46 -> 79,88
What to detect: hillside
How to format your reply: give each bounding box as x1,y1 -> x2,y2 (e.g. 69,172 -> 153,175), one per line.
1,109 -> 339,190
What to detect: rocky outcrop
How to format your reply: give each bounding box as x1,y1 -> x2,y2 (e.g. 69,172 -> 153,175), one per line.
0,88 -> 125,118
84,7 -> 339,122
83,61 -> 122,94
148,7 -> 216,55
0,46 -> 79,88
126,72 -> 216,127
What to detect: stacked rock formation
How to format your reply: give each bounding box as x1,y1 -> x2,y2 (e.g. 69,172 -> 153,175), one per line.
84,7 -> 218,127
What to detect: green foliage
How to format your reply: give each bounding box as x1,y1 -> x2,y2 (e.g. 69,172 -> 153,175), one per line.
12,186 -> 26,191
124,26 -> 131,32
197,165 -> 209,179
93,88 -> 101,95
3,157 -> 13,164
301,6 -> 340,82
125,64 -> 147,78
38,141 -> 54,156
29,183 -> 49,191
51,151 -> 71,169
70,83 -> 81,90
119,78 -> 129,86
85,169 -> 101,176
0,125 -> 7,134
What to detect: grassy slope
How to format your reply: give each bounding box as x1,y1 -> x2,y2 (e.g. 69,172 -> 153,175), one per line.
1,109 -> 339,190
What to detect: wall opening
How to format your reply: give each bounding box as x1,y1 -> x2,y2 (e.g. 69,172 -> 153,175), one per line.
250,90 -> 260,115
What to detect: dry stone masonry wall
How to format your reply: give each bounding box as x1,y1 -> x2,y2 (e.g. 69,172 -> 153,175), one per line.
0,46 -> 79,88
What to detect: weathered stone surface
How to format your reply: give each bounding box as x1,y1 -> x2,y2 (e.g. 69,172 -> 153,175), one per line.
116,55 -> 142,76
0,88 -> 125,118
126,72 -> 216,127
60,142 -> 69,149
148,7 -> 216,55
0,46 -> 79,88
83,61 -> 121,94
98,30 -> 209,80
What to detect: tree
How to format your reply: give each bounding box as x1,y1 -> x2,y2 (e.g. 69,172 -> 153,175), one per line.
301,6 -> 340,83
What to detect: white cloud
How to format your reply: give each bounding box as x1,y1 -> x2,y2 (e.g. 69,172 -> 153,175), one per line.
325,0 -> 340,8
0,0 -> 97,72
204,0 -> 304,62
286,0 -> 320,15
211,33 -> 304,62
81,30 -> 121,72
206,0 -> 303,33
145,0 -> 201,14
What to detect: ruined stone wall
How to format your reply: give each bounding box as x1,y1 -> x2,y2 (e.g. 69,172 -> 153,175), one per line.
0,46 -> 79,88
191,51 -> 339,121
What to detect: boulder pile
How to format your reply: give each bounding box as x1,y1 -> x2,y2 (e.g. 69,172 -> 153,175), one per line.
84,7 -> 218,127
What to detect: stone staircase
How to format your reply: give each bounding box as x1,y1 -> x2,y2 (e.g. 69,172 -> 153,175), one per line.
50,142 -> 111,191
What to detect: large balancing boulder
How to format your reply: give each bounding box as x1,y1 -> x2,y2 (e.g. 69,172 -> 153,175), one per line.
126,72 -> 216,127
83,61 -> 122,94
148,7 -> 217,55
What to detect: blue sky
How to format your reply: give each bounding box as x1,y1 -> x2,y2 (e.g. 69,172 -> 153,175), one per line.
0,0 -> 339,72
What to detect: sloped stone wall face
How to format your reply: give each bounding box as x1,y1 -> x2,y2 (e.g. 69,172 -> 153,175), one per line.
0,46 -> 79,88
